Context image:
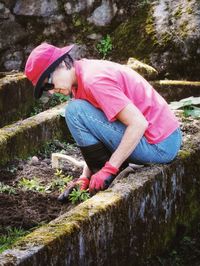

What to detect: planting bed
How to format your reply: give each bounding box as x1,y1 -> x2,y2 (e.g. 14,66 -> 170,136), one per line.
0,111 -> 199,252
0,141 -> 83,248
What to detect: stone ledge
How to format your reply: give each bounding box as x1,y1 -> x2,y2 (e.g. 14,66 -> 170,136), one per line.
0,103 -> 70,166
0,121 -> 199,265
0,72 -> 35,127
150,80 -> 200,102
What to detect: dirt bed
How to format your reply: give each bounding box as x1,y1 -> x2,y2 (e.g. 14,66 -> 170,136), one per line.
0,114 -> 199,244
0,142 -> 83,236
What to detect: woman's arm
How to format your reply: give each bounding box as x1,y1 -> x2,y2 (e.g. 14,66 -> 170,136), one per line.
80,162 -> 92,178
109,103 -> 148,168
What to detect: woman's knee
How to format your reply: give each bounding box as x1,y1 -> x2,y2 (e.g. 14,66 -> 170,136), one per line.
66,99 -> 85,116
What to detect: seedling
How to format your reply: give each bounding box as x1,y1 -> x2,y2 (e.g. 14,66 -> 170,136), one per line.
97,35 -> 112,59
69,188 -> 90,204
18,177 -> 45,193
0,182 -> 16,195
50,173 -> 73,192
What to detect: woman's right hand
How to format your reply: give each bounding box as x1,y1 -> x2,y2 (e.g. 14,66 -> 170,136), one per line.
57,176 -> 90,203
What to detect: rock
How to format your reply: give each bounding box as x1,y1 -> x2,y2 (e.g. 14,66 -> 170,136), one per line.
13,0 -> 59,17
64,0 -> 95,15
0,0 -> 16,9
127,58 -> 158,80
0,2 -> 14,20
2,50 -> 23,71
0,21 -> 26,51
87,1 -> 117,26
30,156 -> 40,166
87,33 -> 102,40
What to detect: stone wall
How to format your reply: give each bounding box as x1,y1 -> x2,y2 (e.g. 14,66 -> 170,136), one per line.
0,0 -> 199,80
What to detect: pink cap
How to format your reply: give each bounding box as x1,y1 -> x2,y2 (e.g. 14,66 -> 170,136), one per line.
25,42 -> 74,98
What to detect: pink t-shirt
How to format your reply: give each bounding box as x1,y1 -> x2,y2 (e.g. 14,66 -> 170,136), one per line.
73,59 -> 179,144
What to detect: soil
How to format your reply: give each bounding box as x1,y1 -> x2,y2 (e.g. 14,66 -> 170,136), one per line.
0,113 -> 199,245
0,142 -> 83,235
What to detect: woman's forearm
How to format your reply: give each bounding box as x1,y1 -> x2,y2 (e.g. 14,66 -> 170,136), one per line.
109,122 -> 147,168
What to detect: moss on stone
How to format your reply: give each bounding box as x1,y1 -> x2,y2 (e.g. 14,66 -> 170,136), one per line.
174,7 -> 183,18
178,150 -> 191,159
111,4 -> 156,61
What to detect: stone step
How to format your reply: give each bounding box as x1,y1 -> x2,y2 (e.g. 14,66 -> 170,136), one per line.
0,103 -> 70,166
0,72 -> 35,127
150,80 -> 200,102
0,116 -> 199,265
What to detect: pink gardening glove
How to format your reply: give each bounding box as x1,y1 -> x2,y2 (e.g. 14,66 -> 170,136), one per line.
76,176 -> 90,190
89,162 -> 119,195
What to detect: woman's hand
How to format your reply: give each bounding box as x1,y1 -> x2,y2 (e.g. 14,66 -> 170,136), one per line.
89,162 -> 119,195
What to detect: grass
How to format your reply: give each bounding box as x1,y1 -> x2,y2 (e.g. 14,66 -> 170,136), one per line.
0,227 -> 30,253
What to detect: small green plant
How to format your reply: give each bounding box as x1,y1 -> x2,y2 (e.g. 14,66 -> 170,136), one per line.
18,177 -> 45,193
69,188 -> 90,204
97,35 -> 113,59
0,227 -> 29,253
49,170 -> 73,192
0,182 -> 16,195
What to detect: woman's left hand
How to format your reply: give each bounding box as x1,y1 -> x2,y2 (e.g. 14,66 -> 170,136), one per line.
89,162 -> 119,195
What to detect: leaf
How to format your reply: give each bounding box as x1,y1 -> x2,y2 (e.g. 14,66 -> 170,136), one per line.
170,96 -> 200,110
183,106 -> 200,118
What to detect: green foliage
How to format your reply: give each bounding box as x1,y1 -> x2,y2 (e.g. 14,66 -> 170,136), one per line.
30,93 -> 70,117
97,35 -> 113,59
69,188 -> 90,204
18,171 -> 73,194
49,93 -> 70,107
38,140 -> 74,158
170,96 -> 200,118
18,177 -> 45,193
0,227 -> 29,253
50,169 -> 73,192
0,182 -> 16,195
138,0 -> 151,7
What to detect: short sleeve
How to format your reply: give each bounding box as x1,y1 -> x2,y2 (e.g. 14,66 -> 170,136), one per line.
88,77 -> 131,122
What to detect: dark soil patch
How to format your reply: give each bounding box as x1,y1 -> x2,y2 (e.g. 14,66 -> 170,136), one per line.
0,142 -> 83,236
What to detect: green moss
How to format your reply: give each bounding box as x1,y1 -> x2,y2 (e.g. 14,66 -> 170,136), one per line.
178,150 -> 191,159
186,7 -> 193,14
112,3 -> 157,61
174,7 -> 182,18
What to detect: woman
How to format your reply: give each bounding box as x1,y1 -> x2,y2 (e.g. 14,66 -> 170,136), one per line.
25,42 -> 182,198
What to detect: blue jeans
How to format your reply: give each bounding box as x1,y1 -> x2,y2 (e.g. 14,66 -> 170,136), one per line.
65,99 -> 182,164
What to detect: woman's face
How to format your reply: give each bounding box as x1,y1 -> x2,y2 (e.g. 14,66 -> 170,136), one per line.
46,62 -> 76,96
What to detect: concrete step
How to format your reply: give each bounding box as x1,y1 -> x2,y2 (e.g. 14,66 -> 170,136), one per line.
150,80 -> 200,102
0,115 -> 199,265
0,103 -> 70,166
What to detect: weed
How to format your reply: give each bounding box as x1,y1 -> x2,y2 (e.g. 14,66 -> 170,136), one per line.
30,93 -> 70,117
0,182 -> 16,195
38,140 -> 73,158
18,177 -> 45,193
97,35 -> 112,59
69,188 -> 90,204
0,227 -> 29,253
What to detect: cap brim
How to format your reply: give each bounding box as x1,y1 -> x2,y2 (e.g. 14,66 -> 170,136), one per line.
34,44 -> 74,99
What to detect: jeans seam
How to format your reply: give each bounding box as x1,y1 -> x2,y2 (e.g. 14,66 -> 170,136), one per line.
84,114 -> 125,135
